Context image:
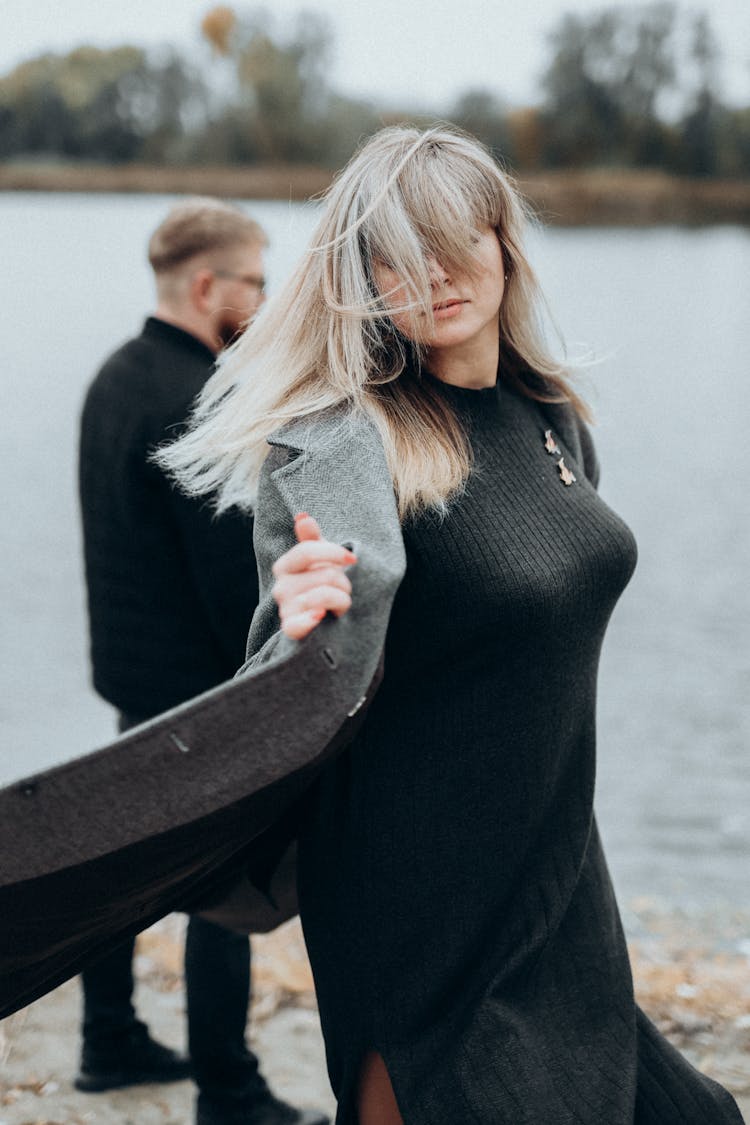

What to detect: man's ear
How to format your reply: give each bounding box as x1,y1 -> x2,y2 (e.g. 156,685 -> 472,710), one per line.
189,268 -> 216,313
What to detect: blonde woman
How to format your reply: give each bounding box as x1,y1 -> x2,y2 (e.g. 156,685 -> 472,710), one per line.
161,127 -> 742,1125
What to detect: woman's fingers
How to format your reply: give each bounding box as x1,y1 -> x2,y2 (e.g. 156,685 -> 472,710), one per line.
272,538 -> 357,578
281,608 -> 327,640
273,513 -> 357,639
279,583 -> 353,639
280,583 -> 352,623
273,566 -> 352,604
294,512 -> 322,542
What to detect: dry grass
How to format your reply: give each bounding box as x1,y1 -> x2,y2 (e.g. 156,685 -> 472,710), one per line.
137,914 -> 316,1019
631,942 -> 750,1030
0,162 -> 333,201
1,162 -> 749,224
518,167 -> 750,226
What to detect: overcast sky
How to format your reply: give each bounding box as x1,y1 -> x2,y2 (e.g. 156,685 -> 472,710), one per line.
1,0 -> 749,109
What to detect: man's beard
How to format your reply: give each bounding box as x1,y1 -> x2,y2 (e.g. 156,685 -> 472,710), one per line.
216,315 -> 249,349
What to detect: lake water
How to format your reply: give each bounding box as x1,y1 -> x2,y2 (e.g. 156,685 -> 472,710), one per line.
0,193 -> 748,913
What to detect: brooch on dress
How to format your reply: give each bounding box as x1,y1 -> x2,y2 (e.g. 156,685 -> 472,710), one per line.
543,429 -> 576,486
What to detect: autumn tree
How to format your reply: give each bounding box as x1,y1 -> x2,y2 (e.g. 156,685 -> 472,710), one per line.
199,5 -> 338,162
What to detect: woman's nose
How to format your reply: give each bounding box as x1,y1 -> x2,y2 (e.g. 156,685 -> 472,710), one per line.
426,254 -> 450,285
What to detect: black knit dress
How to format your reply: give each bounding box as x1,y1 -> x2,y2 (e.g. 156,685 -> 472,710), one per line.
297,375 -> 743,1124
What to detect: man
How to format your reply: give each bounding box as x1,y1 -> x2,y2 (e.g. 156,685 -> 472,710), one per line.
78,198 -> 328,1125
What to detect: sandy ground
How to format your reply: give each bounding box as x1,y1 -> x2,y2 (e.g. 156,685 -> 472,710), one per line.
2,908 -> 750,1124
0,918 -> 335,1125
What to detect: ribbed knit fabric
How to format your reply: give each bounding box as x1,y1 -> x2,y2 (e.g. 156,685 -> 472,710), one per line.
79,318 -> 258,718
296,376 -> 743,1124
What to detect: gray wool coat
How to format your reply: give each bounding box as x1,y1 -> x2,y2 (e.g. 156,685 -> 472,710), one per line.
0,394 -> 590,1019
0,406 -> 403,1018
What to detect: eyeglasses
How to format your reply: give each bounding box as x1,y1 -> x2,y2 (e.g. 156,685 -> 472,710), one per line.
214,269 -> 266,294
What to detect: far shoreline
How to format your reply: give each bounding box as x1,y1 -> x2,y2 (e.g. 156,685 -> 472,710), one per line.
2,161 -> 750,226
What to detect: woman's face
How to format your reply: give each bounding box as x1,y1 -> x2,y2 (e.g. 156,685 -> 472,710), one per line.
372,227 -> 506,359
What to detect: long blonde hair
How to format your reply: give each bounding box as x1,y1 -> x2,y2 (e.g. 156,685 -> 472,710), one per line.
159,125 -> 588,519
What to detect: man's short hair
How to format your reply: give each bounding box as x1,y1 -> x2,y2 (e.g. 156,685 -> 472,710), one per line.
148,198 -> 267,275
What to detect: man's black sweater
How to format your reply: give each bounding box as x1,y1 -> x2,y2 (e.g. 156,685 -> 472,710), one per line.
79,317 -> 258,719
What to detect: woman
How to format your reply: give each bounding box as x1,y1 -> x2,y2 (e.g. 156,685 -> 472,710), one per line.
161,127 -> 742,1124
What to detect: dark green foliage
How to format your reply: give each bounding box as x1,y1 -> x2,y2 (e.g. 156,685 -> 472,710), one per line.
0,46 -> 207,163
539,4 -> 749,175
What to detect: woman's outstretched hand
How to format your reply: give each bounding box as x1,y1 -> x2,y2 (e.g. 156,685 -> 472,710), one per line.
272,513 -> 357,639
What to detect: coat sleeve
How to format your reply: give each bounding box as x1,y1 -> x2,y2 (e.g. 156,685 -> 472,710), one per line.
237,445 -> 300,673
237,409 -> 407,680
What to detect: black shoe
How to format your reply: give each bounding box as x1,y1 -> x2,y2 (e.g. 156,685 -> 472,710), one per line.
74,1024 -> 192,1092
196,1088 -> 330,1125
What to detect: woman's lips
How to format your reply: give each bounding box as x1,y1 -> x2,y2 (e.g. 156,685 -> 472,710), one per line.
433,299 -> 466,320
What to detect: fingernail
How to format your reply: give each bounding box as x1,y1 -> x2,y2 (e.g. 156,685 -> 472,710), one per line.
295,512 -> 310,522
310,609 -> 326,622
343,551 -> 358,564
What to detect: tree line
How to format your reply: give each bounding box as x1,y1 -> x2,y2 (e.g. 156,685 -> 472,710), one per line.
1,2 -> 748,177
